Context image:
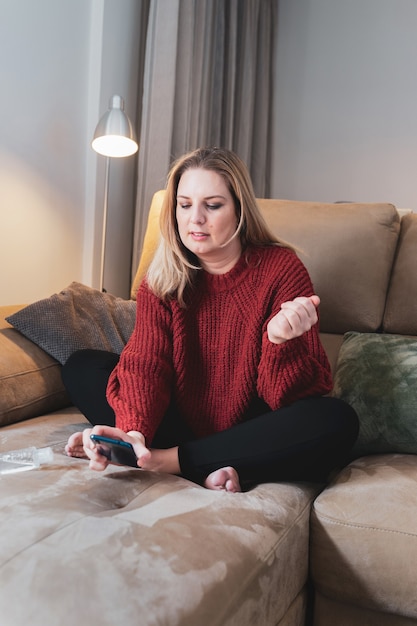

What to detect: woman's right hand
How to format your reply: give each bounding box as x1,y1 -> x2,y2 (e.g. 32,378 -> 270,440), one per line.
66,424 -> 151,471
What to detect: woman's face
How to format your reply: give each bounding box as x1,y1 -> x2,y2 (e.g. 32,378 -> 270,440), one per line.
176,167 -> 242,273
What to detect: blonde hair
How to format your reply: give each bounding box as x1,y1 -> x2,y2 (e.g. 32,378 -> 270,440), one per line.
146,147 -> 290,306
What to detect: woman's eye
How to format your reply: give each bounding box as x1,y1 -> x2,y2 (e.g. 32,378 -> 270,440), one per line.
177,202 -> 222,210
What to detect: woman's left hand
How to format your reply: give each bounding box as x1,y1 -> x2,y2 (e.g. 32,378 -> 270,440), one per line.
267,295 -> 320,344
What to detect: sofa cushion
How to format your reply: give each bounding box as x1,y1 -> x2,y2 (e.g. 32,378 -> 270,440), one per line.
6,282 -> 136,365
131,189 -> 165,296
310,454 -> 417,622
0,409 -> 319,626
0,321 -> 70,427
256,200 -> 400,334
383,212 -> 417,335
332,331 -> 417,458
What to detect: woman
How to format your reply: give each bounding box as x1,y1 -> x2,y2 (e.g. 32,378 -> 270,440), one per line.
64,147 -> 358,492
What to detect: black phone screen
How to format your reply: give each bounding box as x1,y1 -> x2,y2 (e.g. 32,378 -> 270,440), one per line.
90,434 -> 139,468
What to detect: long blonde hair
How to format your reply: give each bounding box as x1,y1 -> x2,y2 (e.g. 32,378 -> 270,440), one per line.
146,147 -> 289,306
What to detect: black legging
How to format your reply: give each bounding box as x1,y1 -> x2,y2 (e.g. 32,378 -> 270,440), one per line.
62,349 -> 359,486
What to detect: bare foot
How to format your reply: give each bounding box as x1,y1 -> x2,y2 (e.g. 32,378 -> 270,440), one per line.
65,431 -> 88,458
204,466 -> 241,492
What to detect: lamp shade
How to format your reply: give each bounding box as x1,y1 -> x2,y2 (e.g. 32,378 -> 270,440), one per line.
92,95 -> 138,157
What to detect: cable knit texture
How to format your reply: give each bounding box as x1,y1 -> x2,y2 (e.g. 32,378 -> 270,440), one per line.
107,246 -> 332,443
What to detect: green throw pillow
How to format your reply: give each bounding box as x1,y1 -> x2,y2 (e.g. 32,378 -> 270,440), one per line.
333,332 -> 417,458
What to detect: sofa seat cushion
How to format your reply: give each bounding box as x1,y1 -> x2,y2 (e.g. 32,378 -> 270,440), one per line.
313,591 -> 417,626
310,454 -> 417,622
0,409 -> 320,626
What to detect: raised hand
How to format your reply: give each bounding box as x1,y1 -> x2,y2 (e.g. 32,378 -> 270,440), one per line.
267,295 -> 320,345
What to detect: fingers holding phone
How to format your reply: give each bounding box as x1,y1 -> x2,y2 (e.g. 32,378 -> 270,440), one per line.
89,434 -> 139,468
82,427 -> 109,471
125,430 -> 152,467
67,425 -> 151,472
84,425 -> 142,471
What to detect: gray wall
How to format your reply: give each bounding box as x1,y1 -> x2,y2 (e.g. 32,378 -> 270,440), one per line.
272,0 -> 417,212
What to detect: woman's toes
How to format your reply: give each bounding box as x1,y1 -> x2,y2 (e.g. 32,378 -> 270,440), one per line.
65,432 -> 87,458
204,467 -> 242,492
65,445 -> 87,458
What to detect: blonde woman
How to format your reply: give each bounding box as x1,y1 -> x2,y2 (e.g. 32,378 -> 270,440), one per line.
64,147 -> 358,492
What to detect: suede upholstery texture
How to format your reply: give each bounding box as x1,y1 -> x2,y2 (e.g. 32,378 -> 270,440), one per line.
311,454 -> 417,624
0,409 -> 319,626
1,194 -> 416,626
0,312 -> 69,426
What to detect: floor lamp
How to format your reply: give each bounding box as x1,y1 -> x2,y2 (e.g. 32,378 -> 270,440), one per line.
92,95 -> 138,292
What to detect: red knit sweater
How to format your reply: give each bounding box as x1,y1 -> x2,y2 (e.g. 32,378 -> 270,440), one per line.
107,245 -> 332,443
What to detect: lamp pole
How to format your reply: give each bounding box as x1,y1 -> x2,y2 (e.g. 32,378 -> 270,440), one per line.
99,156 -> 110,292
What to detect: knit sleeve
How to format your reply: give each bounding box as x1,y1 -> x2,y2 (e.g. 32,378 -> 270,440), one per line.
257,252 -> 332,409
106,283 -> 173,444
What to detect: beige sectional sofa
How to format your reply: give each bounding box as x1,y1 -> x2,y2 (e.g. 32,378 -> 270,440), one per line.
1,192 -> 416,626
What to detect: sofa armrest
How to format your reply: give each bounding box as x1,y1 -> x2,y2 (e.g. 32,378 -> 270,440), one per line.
0,306 -> 70,427
0,305 -> 26,329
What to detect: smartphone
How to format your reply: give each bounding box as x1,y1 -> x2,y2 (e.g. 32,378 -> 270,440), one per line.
90,434 -> 139,468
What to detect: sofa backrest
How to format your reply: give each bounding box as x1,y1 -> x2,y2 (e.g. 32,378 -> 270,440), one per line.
383,212 -> 417,335
132,191 -> 401,336
256,199 -> 400,334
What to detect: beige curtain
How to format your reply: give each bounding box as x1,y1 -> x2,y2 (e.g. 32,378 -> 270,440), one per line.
131,0 -> 277,276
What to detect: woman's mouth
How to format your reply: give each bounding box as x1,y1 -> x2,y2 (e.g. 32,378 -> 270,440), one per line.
190,231 -> 209,241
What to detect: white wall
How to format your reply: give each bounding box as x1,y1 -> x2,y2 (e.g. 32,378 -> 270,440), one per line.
272,0 -> 417,212
0,0 -> 90,305
0,0 -> 141,306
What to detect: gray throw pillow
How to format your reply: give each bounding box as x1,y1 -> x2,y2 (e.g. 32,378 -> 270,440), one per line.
332,332 -> 417,458
6,282 -> 136,365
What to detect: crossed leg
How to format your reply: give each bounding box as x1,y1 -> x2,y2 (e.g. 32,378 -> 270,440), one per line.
63,351 -> 359,493
66,431 -> 241,492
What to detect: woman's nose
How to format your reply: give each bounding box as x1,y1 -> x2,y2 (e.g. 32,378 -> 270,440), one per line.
190,205 -> 205,224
